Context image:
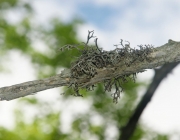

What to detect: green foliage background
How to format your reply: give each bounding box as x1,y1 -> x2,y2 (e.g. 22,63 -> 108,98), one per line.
0,1 -> 171,140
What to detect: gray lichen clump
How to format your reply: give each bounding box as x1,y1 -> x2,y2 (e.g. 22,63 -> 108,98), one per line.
59,31 -> 153,103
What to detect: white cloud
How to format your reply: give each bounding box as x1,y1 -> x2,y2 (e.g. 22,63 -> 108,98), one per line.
83,0 -> 180,133
142,65 -> 180,133
92,0 -> 127,7
31,0 -> 76,23
1,0 -> 180,134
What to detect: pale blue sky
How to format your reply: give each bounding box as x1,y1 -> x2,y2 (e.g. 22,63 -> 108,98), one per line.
1,0 -> 180,137
32,0 -> 180,134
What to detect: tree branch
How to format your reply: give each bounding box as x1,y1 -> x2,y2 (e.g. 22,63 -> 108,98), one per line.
0,39 -> 180,101
119,61 -> 179,140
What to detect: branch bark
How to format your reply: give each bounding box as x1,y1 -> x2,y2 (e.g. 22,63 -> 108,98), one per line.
0,39 -> 180,101
119,62 -> 179,140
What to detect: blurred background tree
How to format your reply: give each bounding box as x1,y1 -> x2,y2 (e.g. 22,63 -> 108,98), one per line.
0,0 -> 173,140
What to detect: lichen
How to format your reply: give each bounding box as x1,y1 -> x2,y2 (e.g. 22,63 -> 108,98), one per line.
59,31 -> 153,103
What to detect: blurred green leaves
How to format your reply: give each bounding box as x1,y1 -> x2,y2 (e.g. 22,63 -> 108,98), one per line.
0,0 -> 171,140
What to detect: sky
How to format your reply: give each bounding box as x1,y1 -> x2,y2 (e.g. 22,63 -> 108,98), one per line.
1,0 -> 180,137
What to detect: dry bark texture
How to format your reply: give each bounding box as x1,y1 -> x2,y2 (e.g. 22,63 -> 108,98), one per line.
0,39 -> 180,101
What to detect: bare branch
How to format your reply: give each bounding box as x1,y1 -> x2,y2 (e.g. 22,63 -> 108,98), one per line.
85,30 -> 96,45
0,70 -> 71,101
119,62 -> 179,140
0,39 -> 180,101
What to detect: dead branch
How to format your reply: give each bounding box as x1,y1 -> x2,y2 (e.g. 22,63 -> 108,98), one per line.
0,39 -> 180,101
119,61 -> 179,140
